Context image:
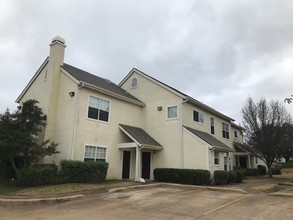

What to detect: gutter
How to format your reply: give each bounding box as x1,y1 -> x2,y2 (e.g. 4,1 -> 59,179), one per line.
180,98 -> 189,168
70,82 -> 84,160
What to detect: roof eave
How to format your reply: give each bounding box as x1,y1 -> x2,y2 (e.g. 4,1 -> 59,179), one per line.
76,81 -> 145,106
186,97 -> 235,122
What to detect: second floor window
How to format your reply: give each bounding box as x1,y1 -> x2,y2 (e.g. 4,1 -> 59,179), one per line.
210,117 -> 215,134
222,122 -> 229,139
193,110 -> 204,123
234,130 -> 238,137
167,106 -> 178,119
88,96 -> 110,122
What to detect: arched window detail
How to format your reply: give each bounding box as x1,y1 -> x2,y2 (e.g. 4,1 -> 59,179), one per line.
131,78 -> 138,88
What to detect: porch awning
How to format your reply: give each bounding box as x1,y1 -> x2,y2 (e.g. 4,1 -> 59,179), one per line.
184,126 -> 234,152
119,124 -> 163,150
234,142 -> 263,158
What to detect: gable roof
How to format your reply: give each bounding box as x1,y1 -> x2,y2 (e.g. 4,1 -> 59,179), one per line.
119,68 -> 234,121
16,57 -> 49,103
119,124 -> 162,150
61,64 -> 145,106
184,126 -> 234,152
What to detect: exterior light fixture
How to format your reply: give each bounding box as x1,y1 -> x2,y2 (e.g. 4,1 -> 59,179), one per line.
69,92 -> 75,97
157,106 -> 162,111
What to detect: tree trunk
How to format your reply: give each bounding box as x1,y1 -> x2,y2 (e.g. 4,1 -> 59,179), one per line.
9,157 -> 20,179
267,166 -> 273,178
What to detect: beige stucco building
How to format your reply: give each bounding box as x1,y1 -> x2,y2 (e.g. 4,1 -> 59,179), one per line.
16,37 -> 264,180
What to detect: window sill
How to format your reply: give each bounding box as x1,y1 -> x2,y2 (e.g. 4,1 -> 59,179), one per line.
86,117 -> 110,124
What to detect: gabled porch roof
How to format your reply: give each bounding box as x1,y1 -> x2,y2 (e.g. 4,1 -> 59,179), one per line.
184,126 -> 234,152
119,124 -> 163,150
234,142 -> 263,158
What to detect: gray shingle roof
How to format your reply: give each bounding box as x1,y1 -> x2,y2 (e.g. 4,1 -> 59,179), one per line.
184,126 -> 234,152
234,142 -> 263,158
119,124 -> 162,148
62,63 -> 144,105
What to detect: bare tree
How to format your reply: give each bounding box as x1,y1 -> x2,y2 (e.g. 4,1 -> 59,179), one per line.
279,123 -> 293,162
284,95 -> 293,104
242,97 -> 291,177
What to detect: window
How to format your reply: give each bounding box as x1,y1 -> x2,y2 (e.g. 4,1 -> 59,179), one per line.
210,117 -> 215,134
234,130 -> 238,137
84,145 -> 106,162
193,110 -> 204,123
214,151 -> 219,165
131,78 -> 138,88
167,106 -> 178,119
88,96 -> 110,122
222,122 -> 229,139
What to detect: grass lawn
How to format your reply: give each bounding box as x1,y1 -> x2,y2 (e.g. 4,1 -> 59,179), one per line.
0,180 -> 140,197
281,186 -> 293,193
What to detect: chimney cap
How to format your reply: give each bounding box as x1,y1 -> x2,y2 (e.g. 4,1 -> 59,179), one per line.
50,36 -> 66,46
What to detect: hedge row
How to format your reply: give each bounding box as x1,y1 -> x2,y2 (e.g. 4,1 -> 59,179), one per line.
18,164 -> 58,186
154,168 -> 210,185
214,170 -> 243,185
59,160 -> 109,183
16,160 -> 109,186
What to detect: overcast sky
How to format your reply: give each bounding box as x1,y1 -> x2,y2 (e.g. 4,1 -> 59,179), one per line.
1,0 -> 293,124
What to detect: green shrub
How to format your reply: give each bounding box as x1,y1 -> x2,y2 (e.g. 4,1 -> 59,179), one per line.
213,170 -> 229,185
153,168 -> 210,185
235,170 -> 244,183
246,168 -> 259,176
233,167 -> 247,176
228,171 -> 237,183
282,160 -> 293,168
0,165 -> 15,180
59,160 -> 109,183
18,164 -> 58,186
271,167 -> 281,175
257,165 -> 267,175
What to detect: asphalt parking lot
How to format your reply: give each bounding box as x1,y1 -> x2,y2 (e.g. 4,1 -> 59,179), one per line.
0,185 -> 292,220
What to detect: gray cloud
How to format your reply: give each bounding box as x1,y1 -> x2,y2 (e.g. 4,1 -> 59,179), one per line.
1,0 -> 293,122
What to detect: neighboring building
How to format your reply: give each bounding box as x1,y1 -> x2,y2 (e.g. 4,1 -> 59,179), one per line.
16,36 -> 264,180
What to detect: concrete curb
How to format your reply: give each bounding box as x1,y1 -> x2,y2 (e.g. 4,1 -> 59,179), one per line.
0,183 -> 253,204
269,192 -> 293,197
0,194 -> 86,204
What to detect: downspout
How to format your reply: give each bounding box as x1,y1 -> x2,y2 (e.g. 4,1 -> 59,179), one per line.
70,82 -> 84,160
180,98 -> 188,168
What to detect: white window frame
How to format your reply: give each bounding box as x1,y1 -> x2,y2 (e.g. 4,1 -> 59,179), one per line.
222,122 -> 229,139
210,117 -> 215,135
87,95 -> 111,123
166,105 -> 178,120
214,151 -> 219,165
84,145 -> 107,162
131,77 -> 138,88
192,109 -> 204,124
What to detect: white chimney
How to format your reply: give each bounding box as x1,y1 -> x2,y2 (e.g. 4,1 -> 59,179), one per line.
49,36 -> 66,67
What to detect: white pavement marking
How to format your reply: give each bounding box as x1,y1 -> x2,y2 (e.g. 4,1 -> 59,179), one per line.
201,194 -> 253,217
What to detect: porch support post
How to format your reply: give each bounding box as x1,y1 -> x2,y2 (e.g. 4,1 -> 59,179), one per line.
247,154 -> 251,168
135,146 -> 141,181
227,152 -> 230,171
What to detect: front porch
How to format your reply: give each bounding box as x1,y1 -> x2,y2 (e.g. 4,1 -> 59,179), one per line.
118,124 -> 162,181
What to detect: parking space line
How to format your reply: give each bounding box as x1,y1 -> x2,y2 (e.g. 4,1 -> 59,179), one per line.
201,194 -> 252,217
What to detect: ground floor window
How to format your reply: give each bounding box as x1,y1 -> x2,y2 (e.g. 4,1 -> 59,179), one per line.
214,151 -> 219,165
84,145 -> 106,162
